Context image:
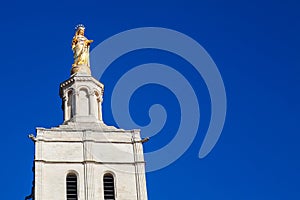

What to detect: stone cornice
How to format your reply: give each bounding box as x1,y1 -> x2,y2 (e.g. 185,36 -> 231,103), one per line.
35,160 -> 146,165
59,74 -> 104,96
35,139 -> 134,144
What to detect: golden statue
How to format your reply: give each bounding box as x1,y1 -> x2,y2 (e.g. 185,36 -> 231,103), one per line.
71,24 -> 94,75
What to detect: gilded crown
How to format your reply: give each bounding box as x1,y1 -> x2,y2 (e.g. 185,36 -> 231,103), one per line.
75,24 -> 85,30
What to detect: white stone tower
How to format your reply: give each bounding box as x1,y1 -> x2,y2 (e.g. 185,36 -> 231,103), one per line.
28,26 -> 148,200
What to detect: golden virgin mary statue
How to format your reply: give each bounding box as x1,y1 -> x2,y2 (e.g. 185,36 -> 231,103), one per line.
71,24 -> 94,75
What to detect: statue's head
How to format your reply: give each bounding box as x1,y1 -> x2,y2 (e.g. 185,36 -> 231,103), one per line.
75,24 -> 85,36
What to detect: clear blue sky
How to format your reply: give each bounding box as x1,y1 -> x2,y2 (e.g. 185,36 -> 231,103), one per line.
0,0 -> 299,199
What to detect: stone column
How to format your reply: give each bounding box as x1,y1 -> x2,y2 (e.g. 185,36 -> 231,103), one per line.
63,96 -> 68,121
73,91 -> 79,117
97,97 -> 103,122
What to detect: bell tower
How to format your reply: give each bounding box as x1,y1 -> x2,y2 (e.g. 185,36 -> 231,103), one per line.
28,25 -> 148,200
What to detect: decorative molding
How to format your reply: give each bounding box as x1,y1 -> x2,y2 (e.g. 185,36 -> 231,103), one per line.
35,139 -> 133,144
34,160 -> 146,165
60,76 -> 104,90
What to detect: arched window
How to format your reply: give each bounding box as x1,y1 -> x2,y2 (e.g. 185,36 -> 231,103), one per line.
103,173 -> 115,200
66,173 -> 78,200
78,88 -> 89,116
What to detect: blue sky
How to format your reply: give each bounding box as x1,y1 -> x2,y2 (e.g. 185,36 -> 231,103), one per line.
0,0 -> 299,199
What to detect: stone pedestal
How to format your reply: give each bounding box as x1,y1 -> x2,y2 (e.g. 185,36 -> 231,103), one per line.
71,64 -> 91,75
60,73 -> 104,123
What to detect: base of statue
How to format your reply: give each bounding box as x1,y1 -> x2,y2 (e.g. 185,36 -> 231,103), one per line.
71,64 -> 91,76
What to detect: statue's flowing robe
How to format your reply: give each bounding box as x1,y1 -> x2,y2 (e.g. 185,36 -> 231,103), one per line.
72,35 -> 90,67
